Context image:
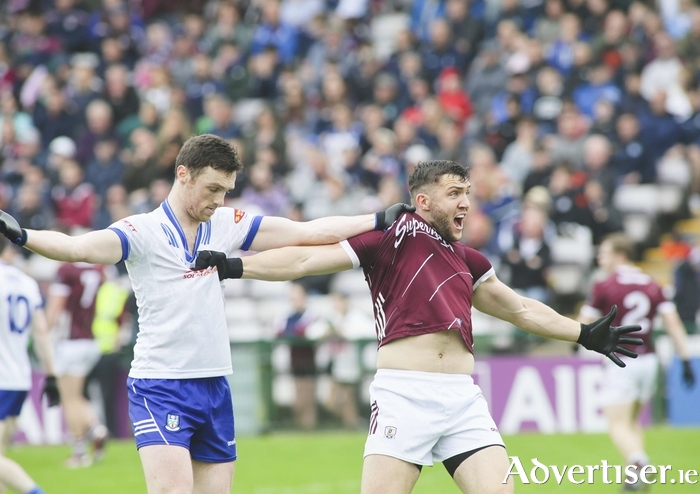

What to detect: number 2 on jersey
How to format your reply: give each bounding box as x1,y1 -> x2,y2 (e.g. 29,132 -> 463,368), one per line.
621,290 -> 651,334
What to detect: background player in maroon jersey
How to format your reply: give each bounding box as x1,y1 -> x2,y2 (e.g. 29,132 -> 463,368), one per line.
46,261 -> 109,467
196,160 -> 642,494
579,233 -> 695,490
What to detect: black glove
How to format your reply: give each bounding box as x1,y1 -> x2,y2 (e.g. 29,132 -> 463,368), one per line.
578,305 -> 643,367
42,375 -> 60,407
375,203 -> 415,230
194,250 -> 243,281
682,360 -> 695,389
0,209 -> 27,246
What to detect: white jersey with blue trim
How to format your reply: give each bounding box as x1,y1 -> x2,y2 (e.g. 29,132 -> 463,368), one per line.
0,261 -> 43,390
108,201 -> 262,379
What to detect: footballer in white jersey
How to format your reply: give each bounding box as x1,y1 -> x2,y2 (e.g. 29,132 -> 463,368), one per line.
0,261 -> 44,391
108,200 -> 261,379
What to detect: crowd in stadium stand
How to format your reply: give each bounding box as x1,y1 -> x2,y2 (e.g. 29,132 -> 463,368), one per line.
2,0 -> 700,311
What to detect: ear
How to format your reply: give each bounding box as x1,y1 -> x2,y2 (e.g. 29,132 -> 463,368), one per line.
176,165 -> 189,184
414,192 -> 430,211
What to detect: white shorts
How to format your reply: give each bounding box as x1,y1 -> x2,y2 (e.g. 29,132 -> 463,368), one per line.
54,339 -> 102,377
600,353 -> 659,407
364,369 -> 504,466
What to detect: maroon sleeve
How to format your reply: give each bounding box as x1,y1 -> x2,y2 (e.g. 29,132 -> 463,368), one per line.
459,245 -> 494,285
344,230 -> 385,268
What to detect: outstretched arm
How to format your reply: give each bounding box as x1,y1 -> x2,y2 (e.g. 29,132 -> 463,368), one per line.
2,208 -> 122,264
248,203 -> 413,251
31,308 -> 55,377
196,243 -> 355,281
473,274 -> 642,366
472,274 -> 581,341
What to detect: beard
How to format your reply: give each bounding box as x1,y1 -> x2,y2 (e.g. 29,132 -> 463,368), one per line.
430,203 -> 460,243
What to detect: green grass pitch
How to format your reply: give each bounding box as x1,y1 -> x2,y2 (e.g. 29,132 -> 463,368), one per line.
6,427 -> 700,493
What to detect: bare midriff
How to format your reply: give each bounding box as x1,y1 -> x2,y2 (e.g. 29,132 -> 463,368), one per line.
376,328 -> 475,374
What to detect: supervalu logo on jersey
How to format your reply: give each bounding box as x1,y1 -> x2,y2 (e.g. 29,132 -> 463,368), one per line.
165,414 -> 181,432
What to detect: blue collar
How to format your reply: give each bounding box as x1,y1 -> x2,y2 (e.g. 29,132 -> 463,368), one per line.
161,199 -> 203,262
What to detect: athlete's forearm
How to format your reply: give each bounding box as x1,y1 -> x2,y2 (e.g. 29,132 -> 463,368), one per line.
510,297 -> 582,342
241,244 -> 353,281
297,215 -> 376,245
24,229 -> 122,265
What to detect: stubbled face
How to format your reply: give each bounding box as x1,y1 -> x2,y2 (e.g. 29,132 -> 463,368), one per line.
181,166 -> 236,222
421,175 -> 471,242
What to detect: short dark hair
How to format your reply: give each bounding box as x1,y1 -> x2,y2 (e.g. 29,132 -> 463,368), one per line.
175,134 -> 243,179
408,160 -> 470,197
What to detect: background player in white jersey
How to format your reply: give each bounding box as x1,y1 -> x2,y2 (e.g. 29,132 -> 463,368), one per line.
579,233 -> 695,491
0,133 -> 413,494
0,236 -> 59,494
195,160 -> 643,494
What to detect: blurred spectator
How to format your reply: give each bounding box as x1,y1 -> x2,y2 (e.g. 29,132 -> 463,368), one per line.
436,66 -> 473,131
532,66 -> 565,134
523,145 -> 553,194
674,247 -> 700,335
276,283 -> 319,430
640,32 -> 692,120
638,91 -> 683,170
500,206 -> 552,303
582,133 -> 616,199
313,291 -> 374,429
582,178 -> 622,244
534,0 -> 565,45
122,127 -> 160,193
465,44 -> 509,118
546,109 -> 588,169
251,0 -> 299,65
445,0 -> 484,66
501,117 -> 539,186
84,136 -> 124,200
51,158 -> 95,229
75,99 -> 115,165
572,63 -> 621,119
103,64 -> 140,126
240,161 -> 290,217
184,53 -> 223,120
420,19 -> 464,84
32,79 -> 81,147
203,1 -> 253,56
611,112 -> 652,184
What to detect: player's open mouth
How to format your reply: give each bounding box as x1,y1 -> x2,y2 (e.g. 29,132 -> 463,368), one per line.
454,214 -> 465,230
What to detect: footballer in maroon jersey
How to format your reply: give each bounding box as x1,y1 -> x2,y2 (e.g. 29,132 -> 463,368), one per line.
49,262 -> 105,340
46,262 -> 108,467
343,212 -> 492,351
579,233 -> 694,490
197,160 -> 643,494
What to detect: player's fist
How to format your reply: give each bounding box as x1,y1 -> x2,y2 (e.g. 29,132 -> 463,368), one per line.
42,375 -> 60,407
578,305 -> 643,367
682,360 -> 695,388
0,209 -> 27,246
194,250 -> 243,280
375,203 -> 415,230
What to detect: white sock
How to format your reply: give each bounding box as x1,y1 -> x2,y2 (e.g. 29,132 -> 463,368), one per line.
628,451 -> 650,466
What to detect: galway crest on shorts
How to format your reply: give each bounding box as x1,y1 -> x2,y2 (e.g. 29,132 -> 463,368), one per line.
165,414 -> 181,432
384,426 -> 397,439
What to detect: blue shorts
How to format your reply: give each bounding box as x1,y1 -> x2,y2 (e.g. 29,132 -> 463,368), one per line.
0,390 -> 28,420
127,377 -> 236,462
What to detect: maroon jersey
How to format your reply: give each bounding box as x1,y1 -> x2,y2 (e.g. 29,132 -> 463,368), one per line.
581,266 -> 675,355
50,262 -> 105,340
341,213 -> 494,352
